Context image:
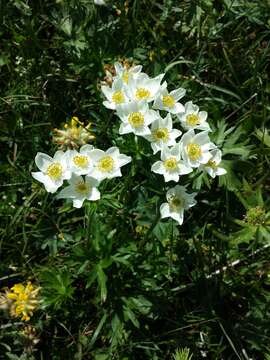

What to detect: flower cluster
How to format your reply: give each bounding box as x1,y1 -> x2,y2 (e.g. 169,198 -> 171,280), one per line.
101,62 -> 227,225
52,116 -> 95,150
1,282 -> 40,321
32,145 -> 131,208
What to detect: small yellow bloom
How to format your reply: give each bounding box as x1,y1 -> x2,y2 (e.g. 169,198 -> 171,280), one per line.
4,282 -> 40,321
53,116 -> 95,150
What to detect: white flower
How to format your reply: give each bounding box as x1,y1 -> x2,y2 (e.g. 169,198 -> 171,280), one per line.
94,0 -> 106,5
126,73 -> 164,103
101,78 -> 128,110
180,129 -> 216,168
151,144 -> 192,182
177,101 -> 210,131
153,81 -> 186,114
144,113 -> 182,154
90,146 -> 131,181
114,62 -> 143,85
32,151 -> 71,193
116,100 -> 159,136
57,174 -> 100,208
200,149 -> 227,178
66,144 -> 94,176
160,185 -> 197,225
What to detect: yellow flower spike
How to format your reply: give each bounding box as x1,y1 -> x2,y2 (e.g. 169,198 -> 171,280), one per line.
2,281 -> 40,322
11,284 -> 24,293
7,292 -> 18,300
52,116 -> 95,150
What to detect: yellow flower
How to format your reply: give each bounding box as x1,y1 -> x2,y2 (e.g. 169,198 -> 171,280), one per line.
52,116 -> 95,150
5,282 -> 40,321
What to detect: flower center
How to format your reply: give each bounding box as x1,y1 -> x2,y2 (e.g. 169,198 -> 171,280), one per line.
46,162 -> 63,180
187,143 -> 202,161
162,95 -> 175,108
206,160 -> 217,169
122,71 -> 129,84
128,112 -> 145,128
186,114 -> 200,126
98,156 -> 114,172
73,155 -> 89,168
112,91 -> 125,104
135,87 -> 150,100
169,196 -> 183,211
164,157 -> 178,170
75,181 -> 90,194
153,128 -> 169,141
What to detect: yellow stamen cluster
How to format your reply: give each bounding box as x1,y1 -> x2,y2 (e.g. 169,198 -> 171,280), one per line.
75,182 -> 90,194
112,91 -> 125,104
187,143 -> 202,161
169,196 -> 183,211
98,156 -> 114,172
162,95 -> 175,108
53,116 -> 95,150
186,113 -> 200,127
206,160 -> 217,169
73,155 -> 89,168
122,71 -> 129,84
136,87 -> 150,100
6,282 -> 40,321
164,157 -> 178,170
46,162 -> 63,180
128,112 -> 145,128
153,128 -> 169,142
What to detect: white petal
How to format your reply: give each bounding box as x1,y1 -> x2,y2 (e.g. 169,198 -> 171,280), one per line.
117,154 -> 132,166
85,176 -> 99,187
171,210 -> 184,225
164,172 -> 179,182
194,131 -> 210,146
53,150 -> 66,161
170,129 -> 182,141
181,129 -> 195,146
151,142 -> 161,154
119,122 -> 133,135
57,185 -> 76,199
35,153 -> 53,172
90,149 -> 105,162
206,167 -> 216,178
107,169 -> 122,178
216,167 -> 227,176
211,149 -> 222,163
151,161 -> 164,174
32,172 -> 59,193
199,111 -> 207,123
107,147 -> 120,158
171,88 -> 186,101
200,152 -> 212,164
69,173 -> 83,185
88,188 -> 100,201
170,103 -> 185,114
160,203 -> 170,219
80,144 -> 94,154
134,126 -> 151,136
103,100 -> 115,110
73,198 -> 84,208
101,85 -> 113,100
32,171 -> 46,184
114,62 -> 123,74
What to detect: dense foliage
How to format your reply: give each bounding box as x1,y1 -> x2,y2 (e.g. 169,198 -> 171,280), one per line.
1,0 -> 270,359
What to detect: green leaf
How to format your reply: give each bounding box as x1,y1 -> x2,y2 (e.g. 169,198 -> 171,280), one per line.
97,264 -> 107,303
